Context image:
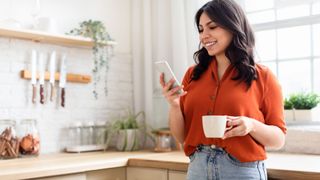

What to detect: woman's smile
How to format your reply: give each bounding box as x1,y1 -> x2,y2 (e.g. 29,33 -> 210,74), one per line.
203,40 -> 217,48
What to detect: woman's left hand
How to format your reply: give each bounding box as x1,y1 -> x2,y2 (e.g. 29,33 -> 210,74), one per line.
223,116 -> 255,139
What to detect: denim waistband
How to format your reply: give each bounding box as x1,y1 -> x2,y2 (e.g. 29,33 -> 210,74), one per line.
196,144 -> 225,154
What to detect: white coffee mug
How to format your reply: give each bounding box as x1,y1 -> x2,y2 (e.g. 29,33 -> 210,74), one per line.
202,115 -> 232,138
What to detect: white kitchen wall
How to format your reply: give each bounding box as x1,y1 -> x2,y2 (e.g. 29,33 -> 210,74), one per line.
0,0 -> 133,153
0,0 -> 131,54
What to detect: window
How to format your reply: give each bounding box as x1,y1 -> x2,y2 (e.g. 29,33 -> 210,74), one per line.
243,0 -> 320,97
241,0 -> 320,155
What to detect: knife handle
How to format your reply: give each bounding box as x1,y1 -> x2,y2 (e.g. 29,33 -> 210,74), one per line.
40,85 -> 44,104
61,88 -> 65,107
32,85 -> 37,104
50,83 -> 55,101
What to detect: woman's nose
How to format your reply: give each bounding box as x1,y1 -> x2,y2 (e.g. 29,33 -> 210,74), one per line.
201,29 -> 210,39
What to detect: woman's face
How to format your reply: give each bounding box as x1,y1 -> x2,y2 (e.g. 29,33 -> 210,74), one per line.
198,12 -> 233,56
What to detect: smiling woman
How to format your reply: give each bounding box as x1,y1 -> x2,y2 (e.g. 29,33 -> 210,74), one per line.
159,0 -> 286,179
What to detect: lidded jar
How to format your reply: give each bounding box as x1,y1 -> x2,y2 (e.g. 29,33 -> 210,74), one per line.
153,129 -> 172,152
0,119 -> 19,159
18,119 -> 40,156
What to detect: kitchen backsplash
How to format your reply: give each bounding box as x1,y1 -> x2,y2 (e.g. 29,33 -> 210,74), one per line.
0,37 -> 133,153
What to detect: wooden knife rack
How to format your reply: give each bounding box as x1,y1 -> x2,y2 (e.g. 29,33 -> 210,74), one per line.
20,70 -> 91,84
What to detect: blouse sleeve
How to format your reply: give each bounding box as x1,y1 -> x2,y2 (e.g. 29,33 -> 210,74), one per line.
261,68 -> 287,133
179,66 -> 194,115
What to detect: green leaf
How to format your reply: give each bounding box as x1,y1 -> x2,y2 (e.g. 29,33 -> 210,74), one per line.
286,92 -> 320,109
67,20 -> 114,99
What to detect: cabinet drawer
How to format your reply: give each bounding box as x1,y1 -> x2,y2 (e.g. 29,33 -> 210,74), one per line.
127,167 -> 167,180
168,170 -> 186,180
87,167 -> 126,180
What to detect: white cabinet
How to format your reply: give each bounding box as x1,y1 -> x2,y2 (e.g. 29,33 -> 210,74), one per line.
168,170 -> 186,180
87,168 -> 126,180
34,168 -> 125,180
127,167 -> 167,180
32,166 -> 186,180
34,173 -> 86,180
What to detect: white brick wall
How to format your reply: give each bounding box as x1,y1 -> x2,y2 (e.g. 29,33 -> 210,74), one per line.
0,37 -> 133,153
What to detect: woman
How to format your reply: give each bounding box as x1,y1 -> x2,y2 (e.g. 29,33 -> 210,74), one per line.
160,0 -> 286,179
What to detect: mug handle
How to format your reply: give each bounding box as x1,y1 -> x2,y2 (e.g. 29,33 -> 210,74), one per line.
225,119 -> 233,131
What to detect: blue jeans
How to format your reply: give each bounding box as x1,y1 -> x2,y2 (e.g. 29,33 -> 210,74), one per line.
187,145 -> 267,180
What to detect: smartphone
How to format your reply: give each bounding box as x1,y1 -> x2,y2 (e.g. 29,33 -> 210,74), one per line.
154,61 -> 183,94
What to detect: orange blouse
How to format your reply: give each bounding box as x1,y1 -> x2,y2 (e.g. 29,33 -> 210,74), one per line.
180,58 -> 286,162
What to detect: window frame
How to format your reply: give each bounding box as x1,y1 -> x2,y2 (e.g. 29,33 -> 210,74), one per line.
245,1 -> 320,95
192,1 -> 320,155
241,0 -> 320,153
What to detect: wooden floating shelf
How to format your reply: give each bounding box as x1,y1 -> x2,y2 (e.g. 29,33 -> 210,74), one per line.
0,27 -> 116,48
20,70 -> 91,84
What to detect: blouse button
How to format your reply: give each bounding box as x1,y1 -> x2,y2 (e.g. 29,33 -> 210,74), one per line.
210,95 -> 215,101
207,111 -> 213,115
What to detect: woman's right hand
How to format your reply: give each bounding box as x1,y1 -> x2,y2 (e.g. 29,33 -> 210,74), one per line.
159,73 -> 187,107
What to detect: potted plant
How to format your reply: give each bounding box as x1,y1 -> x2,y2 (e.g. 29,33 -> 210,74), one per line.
67,20 -> 115,99
284,97 -> 294,121
286,92 -> 320,121
105,109 -> 154,151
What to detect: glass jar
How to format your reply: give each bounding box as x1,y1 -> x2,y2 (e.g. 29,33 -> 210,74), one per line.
0,119 -> 19,159
94,121 -> 106,146
81,121 -> 94,145
18,119 -> 40,156
68,121 -> 82,147
154,130 -> 172,152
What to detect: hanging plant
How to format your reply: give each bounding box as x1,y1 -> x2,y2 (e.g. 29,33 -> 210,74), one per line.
67,19 -> 115,99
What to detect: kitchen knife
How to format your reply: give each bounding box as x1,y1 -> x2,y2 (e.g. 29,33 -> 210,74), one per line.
49,51 -> 56,101
59,54 -> 67,107
39,52 -> 45,104
31,50 -> 37,104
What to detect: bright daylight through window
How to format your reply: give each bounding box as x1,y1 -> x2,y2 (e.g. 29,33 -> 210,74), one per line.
243,0 -> 320,97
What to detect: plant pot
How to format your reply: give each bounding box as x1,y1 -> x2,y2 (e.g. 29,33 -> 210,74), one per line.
116,129 -> 140,151
294,107 -> 320,121
284,109 -> 295,122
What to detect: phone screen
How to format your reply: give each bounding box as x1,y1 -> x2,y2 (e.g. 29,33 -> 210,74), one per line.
154,61 -> 183,94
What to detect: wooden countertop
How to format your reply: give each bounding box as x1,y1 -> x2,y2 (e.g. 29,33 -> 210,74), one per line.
128,152 -> 320,180
0,151 -> 319,180
266,153 -> 320,180
0,151 -> 157,180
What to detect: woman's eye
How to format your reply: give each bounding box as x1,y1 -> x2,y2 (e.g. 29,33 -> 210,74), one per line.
198,25 -> 216,33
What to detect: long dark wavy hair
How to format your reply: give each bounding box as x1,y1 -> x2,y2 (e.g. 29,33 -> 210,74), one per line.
192,0 -> 257,88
